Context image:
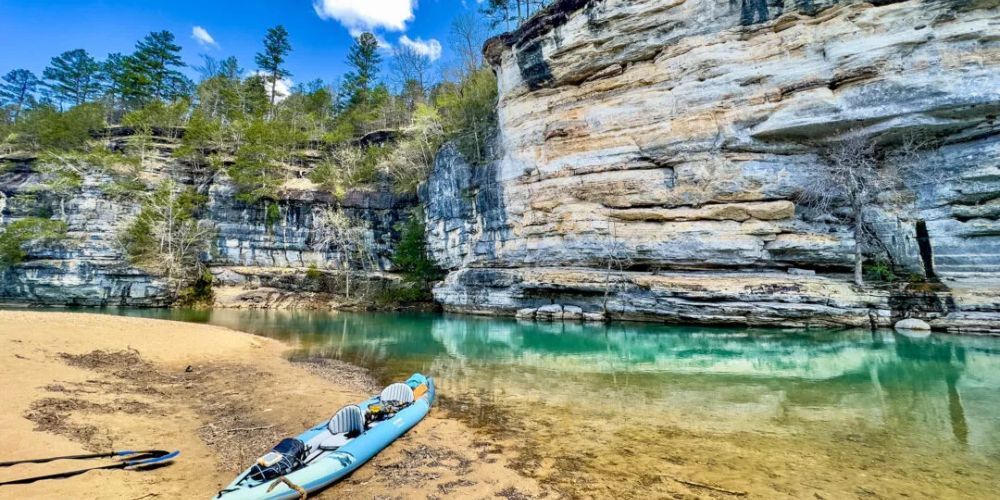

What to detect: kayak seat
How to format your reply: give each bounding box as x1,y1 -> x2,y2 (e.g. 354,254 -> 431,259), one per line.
380,383 -> 414,405
304,405 -> 364,455
328,405 -> 364,436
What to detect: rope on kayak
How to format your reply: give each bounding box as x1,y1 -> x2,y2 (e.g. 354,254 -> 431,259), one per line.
268,476 -> 307,499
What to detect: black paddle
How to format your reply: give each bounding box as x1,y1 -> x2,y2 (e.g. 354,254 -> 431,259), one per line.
0,450 -> 179,486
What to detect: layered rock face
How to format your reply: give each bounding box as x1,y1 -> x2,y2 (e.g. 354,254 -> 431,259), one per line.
0,161 -> 172,306
0,144 -> 414,308
427,0 -> 1000,332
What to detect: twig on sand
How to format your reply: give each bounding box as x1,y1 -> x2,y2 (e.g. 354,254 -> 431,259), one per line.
221,425 -> 275,433
667,475 -> 748,496
130,493 -> 159,500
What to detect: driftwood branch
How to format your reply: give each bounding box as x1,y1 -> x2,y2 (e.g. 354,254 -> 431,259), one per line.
667,475 -> 748,496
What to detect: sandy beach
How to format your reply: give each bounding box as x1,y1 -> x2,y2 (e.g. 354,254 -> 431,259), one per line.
0,311 -> 541,499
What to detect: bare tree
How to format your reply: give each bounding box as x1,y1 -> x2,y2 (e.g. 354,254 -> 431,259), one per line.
311,207 -> 376,299
390,45 -> 431,98
599,222 -> 633,316
118,180 -> 215,283
799,133 -> 931,286
378,104 -> 443,193
450,12 -> 487,76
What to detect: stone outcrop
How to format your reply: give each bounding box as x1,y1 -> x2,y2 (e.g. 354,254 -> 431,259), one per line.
426,0 -> 1000,333
0,142 -> 415,307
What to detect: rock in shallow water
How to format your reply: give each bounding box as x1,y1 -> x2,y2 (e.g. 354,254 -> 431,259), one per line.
535,304 -> 564,321
562,305 -> 583,320
895,318 -> 932,331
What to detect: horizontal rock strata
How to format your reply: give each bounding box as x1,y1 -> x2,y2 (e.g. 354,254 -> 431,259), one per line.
427,0 -> 1000,333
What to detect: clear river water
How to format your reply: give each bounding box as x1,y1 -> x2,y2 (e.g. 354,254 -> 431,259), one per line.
80,309 -> 1000,498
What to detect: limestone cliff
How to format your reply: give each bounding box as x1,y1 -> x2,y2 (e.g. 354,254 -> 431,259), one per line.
0,137 -> 415,308
426,0 -> 1000,332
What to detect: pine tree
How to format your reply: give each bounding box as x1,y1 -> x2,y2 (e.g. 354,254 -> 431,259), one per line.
242,74 -> 271,118
341,33 -> 382,110
255,25 -> 292,113
0,69 -> 40,121
132,31 -> 191,102
42,49 -> 105,107
102,53 -> 133,114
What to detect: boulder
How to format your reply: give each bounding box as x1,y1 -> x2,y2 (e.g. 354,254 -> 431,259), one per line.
787,268 -> 816,276
515,307 -> 537,320
895,318 -> 932,331
562,305 -> 583,320
535,304 -> 564,321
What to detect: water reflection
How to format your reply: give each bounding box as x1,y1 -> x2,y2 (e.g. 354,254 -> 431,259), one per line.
99,308 -> 1000,459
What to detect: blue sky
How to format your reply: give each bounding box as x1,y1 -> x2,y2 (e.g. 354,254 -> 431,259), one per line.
0,0 -> 484,87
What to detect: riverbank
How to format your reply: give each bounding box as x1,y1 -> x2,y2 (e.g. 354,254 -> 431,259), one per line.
0,311 -> 540,499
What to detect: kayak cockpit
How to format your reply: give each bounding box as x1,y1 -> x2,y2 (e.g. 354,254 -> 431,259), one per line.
216,374 -> 434,499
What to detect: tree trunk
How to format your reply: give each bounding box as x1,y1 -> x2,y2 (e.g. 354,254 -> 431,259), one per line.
269,72 -> 278,118
853,205 -> 865,286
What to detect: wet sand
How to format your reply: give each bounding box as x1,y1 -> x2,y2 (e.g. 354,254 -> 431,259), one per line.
0,311 -> 541,499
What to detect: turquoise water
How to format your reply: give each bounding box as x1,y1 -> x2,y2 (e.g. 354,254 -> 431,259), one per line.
82,309 -> 1000,497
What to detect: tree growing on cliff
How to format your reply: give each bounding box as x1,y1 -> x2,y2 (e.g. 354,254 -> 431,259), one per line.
119,180 -> 214,281
392,214 -> 443,286
131,31 -> 192,103
390,44 -> 432,108
799,133 -> 929,286
256,25 -> 293,114
434,67 -> 497,163
480,0 -> 553,30
450,12 -> 487,76
599,222 -> 632,316
43,49 -> 105,107
341,33 -> 382,111
0,217 -> 69,269
226,117 -> 305,203
379,103 -> 444,194
311,207 -> 377,299
0,69 -> 41,121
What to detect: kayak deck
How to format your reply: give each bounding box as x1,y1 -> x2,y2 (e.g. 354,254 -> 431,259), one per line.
216,373 -> 434,500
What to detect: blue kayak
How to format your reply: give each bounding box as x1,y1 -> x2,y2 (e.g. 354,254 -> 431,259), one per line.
215,373 -> 434,499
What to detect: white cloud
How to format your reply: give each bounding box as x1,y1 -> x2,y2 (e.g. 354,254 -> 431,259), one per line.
398,35 -> 442,61
192,26 -> 218,48
313,0 -> 416,32
254,71 -> 293,102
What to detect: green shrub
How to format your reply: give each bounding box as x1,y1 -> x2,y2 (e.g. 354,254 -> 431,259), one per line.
864,260 -> 897,283
175,269 -> 215,307
392,214 -> 442,284
102,176 -> 148,200
175,108 -> 221,165
14,103 -> 106,151
227,118 -> 304,203
305,263 -> 323,281
373,282 -> 432,307
265,201 -> 282,228
0,217 -> 68,268
434,67 -> 498,163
